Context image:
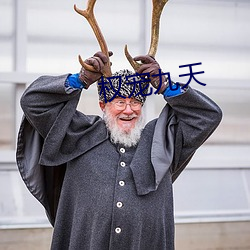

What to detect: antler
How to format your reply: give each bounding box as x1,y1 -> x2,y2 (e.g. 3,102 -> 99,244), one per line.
125,0 -> 168,71
74,0 -> 112,77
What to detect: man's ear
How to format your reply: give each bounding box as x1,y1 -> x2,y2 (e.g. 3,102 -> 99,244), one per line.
99,101 -> 106,111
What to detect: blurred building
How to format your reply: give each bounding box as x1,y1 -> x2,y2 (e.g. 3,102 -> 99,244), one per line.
0,0 -> 250,249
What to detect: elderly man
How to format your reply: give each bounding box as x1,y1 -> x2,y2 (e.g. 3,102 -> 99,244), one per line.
17,52 -> 222,250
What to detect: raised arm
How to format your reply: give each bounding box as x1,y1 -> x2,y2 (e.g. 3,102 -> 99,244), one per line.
20,52 -> 111,139
165,87 -> 222,181
20,74 -> 80,138
134,55 -> 222,181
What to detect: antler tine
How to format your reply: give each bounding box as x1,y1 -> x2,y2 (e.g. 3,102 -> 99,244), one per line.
74,0 -> 112,77
124,45 -> 141,71
125,0 -> 168,71
148,0 -> 168,57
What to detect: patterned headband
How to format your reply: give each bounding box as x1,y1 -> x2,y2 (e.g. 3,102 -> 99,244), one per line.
97,69 -> 149,104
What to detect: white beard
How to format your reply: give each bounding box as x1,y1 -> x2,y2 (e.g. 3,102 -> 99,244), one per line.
103,109 -> 145,147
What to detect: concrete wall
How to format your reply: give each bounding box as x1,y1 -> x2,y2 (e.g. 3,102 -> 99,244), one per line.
0,228 -> 52,250
1,221 -> 250,250
175,221 -> 250,250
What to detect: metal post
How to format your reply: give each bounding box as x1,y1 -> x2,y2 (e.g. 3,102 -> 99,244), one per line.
14,0 -> 27,71
13,0 -> 27,146
139,0 -> 147,55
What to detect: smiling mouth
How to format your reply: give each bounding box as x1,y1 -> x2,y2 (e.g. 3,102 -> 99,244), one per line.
119,117 -> 135,121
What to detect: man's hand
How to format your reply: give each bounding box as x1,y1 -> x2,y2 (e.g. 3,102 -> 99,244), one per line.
134,55 -> 167,94
79,51 -> 113,89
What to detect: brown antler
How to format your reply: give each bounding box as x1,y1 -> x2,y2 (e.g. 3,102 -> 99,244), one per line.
74,0 -> 112,77
125,0 -> 168,71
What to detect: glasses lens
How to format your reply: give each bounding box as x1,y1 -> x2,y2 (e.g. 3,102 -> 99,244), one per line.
114,101 -> 126,110
130,101 -> 141,110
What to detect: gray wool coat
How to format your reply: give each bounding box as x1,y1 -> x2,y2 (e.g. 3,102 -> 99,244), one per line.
16,74 -> 222,250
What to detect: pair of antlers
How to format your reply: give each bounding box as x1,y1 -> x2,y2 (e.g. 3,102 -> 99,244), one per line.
74,0 -> 168,77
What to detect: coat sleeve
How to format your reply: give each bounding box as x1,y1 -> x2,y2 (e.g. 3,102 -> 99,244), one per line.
20,74 -> 82,139
164,87 -> 223,182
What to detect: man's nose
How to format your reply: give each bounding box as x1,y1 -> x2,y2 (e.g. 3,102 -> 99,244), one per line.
122,103 -> 134,115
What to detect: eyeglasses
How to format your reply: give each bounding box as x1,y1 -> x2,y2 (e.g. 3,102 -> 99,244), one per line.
110,99 -> 142,111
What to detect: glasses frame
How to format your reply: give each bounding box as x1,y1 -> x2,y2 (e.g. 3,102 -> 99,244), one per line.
110,99 -> 143,111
